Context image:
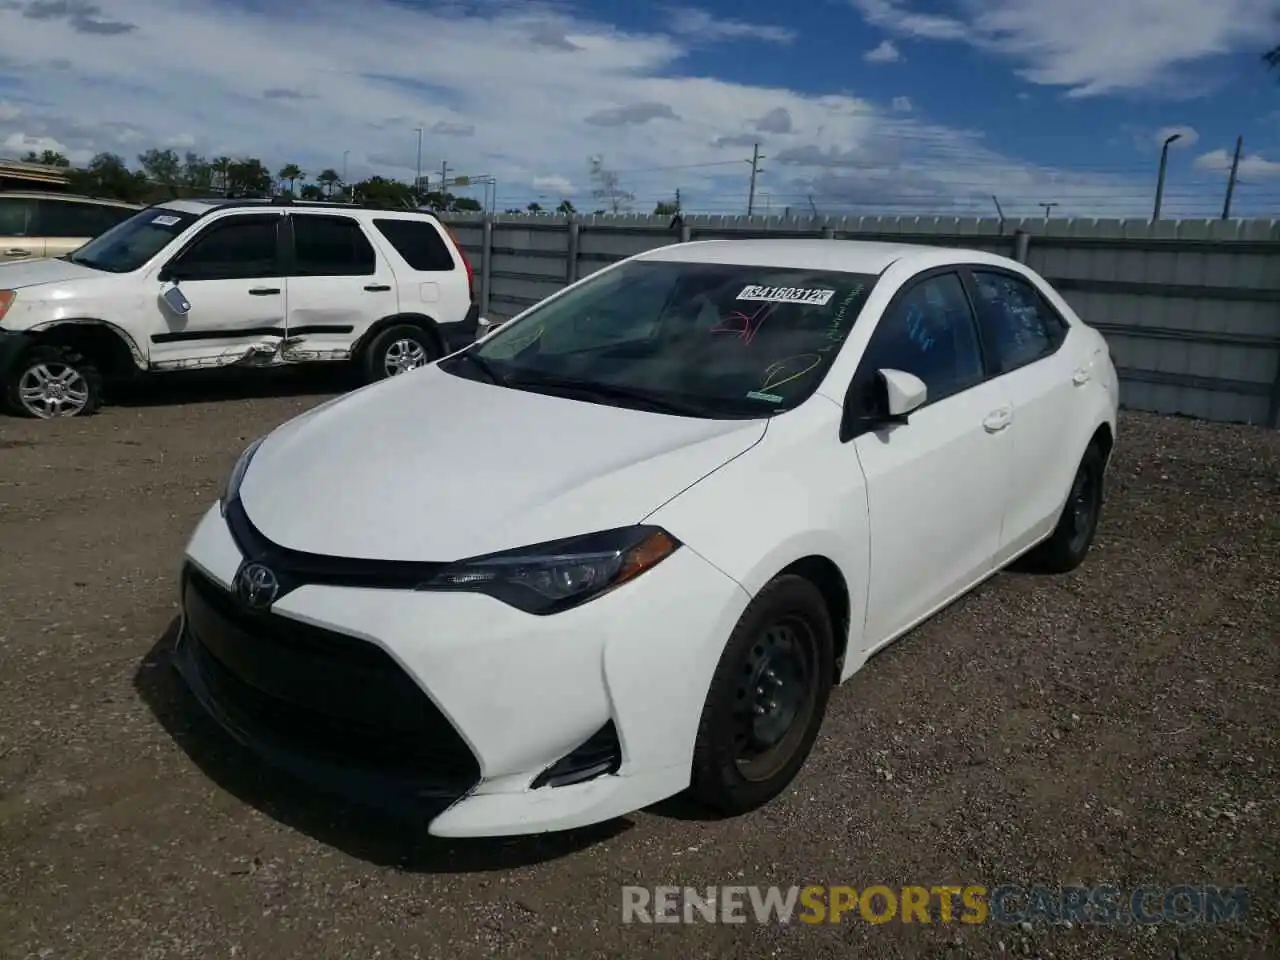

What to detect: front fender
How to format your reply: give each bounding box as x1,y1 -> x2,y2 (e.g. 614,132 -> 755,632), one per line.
647,399 -> 871,669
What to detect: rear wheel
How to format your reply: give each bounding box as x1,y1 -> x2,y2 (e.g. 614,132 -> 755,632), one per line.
1025,442 -> 1105,573
361,324 -> 439,383
4,344 -> 103,419
688,575 -> 835,815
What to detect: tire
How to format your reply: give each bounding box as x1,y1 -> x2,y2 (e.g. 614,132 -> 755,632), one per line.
688,574 -> 836,815
1025,442 -> 1106,574
361,324 -> 439,384
4,344 -> 103,419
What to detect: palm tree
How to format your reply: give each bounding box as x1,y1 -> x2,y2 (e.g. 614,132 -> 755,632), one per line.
316,168 -> 341,198
555,199 -> 576,214
278,163 -> 303,195
526,201 -> 543,212
211,156 -> 232,195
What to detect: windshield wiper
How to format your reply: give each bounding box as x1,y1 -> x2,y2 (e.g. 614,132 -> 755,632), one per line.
502,370 -> 711,417
452,350 -> 504,384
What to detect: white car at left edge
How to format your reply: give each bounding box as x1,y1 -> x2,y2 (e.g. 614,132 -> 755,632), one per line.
175,238 -> 1119,838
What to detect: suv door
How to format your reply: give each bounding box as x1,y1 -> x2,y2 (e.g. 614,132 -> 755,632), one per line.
32,197 -> 136,258
964,267 -> 1077,562
0,196 -> 40,261
283,212 -> 396,360
148,212 -> 286,366
847,269 -> 1013,650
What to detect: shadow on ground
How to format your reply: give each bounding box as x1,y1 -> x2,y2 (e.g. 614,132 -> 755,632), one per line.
107,366 -> 354,408
133,618 -> 632,872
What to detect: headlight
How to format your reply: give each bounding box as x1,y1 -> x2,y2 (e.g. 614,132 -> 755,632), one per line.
416,526 -> 680,614
220,436 -> 266,514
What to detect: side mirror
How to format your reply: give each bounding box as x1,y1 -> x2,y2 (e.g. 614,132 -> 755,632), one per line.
880,368 -> 927,418
839,368 -> 927,441
160,283 -> 191,316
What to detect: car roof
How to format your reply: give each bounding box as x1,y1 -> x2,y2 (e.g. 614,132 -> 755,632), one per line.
153,197 -> 442,218
636,238 -> 1020,275
0,190 -> 142,207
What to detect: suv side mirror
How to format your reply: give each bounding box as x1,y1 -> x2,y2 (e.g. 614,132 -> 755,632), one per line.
840,368 -> 928,441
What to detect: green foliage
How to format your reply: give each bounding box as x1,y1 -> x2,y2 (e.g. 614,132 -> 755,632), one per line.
21,149 -> 70,167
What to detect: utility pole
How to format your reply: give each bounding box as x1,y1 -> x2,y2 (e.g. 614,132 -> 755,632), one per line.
440,160 -> 449,194
1152,131 -> 1182,220
746,143 -> 764,216
1221,135 -> 1243,220
414,128 -> 423,194
674,187 -> 681,213
1039,201 -> 1058,221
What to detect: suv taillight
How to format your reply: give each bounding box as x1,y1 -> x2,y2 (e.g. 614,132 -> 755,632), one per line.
446,227 -> 475,300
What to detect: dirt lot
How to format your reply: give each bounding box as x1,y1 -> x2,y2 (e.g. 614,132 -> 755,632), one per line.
0,373 -> 1277,960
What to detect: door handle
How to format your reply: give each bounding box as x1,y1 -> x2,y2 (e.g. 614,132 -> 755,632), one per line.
248,287 -> 280,295
3,248 -> 32,256
363,283 -> 391,292
1072,369 -> 1091,386
983,408 -> 1013,433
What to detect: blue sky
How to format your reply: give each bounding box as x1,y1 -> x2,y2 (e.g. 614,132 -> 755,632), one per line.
0,0 -> 1277,218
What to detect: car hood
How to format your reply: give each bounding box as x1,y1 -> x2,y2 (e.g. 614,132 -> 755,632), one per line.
0,257 -> 101,288
238,365 -> 767,560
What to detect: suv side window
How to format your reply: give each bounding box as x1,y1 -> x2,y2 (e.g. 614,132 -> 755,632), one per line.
34,199 -> 132,238
371,218 -> 455,271
168,215 -> 281,281
857,271 -> 985,407
291,215 -> 376,276
969,270 -> 1068,372
0,197 -> 32,236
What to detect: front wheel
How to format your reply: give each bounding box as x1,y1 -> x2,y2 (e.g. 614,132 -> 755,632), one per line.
4,344 -> 103,419
361,325 -> 439,384
688,575 -> 835,815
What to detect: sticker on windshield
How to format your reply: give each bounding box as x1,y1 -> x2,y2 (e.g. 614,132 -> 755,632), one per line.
746,390 -> 784,403
737,285 -> 835,306
151,215 -> 181,226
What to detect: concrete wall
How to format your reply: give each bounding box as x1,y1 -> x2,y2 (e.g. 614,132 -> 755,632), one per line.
440,212 -> 1280,428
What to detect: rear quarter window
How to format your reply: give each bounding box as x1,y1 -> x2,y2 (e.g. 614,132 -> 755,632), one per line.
371,218 -> 456,271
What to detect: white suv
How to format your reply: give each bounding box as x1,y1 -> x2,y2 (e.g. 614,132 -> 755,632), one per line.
0,197 -> 478,418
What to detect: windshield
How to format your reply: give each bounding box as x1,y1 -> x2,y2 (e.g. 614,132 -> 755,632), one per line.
447,260 -> 877,418
67,207 -> 198,273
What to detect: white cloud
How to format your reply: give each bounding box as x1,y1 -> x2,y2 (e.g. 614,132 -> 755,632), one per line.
850,0 -> 1277,97
890,96 -> 913,112
1194,148 -> 1280,178
1154,125 -> 1199,148
0,0 -> 1258,217
532,175 -> 575,196
864,39 -> 903,63
665,7 -> 794,44
0,100 -> 20,122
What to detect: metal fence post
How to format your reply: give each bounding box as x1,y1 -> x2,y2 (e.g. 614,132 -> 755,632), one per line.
480,214 -> 493,316
821,223 -> 835,239
679,222 -> 692,244
1013,229 -> 1030,264
566,217 -> 580,284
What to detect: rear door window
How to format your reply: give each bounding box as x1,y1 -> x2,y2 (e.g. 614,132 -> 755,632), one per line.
371,218 -> 456,271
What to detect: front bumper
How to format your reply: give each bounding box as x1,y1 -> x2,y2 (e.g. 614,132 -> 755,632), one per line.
177,502 -> 750,837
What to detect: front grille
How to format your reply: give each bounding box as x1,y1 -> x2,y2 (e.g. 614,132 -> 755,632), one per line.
182,566 -> 479,785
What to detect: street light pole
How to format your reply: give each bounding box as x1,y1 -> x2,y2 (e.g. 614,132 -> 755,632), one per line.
342,150 -> 350,201
1152,132 -> 1181,221
414,128 -> 423,194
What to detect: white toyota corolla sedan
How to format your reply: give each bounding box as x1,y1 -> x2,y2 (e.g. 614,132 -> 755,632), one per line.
175,238 -> 1119,837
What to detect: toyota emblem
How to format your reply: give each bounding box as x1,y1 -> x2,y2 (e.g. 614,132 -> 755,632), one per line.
235,562 -> 279,609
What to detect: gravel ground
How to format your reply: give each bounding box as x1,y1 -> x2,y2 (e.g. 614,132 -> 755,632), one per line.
0,373 -> 1277,960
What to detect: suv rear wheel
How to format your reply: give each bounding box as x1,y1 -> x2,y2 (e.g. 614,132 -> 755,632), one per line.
5,344 -> 103,419
361,324 -> 439,383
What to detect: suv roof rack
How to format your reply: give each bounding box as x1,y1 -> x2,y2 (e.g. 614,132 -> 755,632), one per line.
172,195 -> 428,213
